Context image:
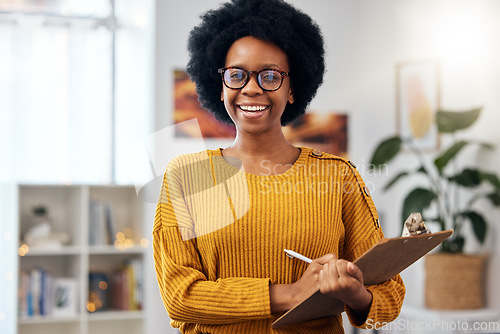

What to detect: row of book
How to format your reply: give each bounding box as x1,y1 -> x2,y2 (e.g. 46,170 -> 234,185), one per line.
88,258 -> 143,312
88,200 -> 116,246
18,268 -> 78,318
18,259 -> 143,318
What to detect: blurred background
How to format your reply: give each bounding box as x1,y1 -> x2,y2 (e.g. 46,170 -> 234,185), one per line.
1,0 -> 499,333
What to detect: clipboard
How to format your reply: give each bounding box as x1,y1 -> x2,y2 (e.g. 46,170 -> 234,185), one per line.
272,230 -> 453,328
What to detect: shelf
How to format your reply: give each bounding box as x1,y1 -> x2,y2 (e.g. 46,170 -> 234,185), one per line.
20,245 -> 81,256
87,310 -> 144,321
88,245 -> 146,255
18,315 -> 80,325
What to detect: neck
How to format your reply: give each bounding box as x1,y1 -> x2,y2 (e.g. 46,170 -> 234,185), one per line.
228,129 -> 294,157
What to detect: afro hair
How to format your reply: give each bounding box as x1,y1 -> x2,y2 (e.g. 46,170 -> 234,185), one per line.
186,0 -> 325,126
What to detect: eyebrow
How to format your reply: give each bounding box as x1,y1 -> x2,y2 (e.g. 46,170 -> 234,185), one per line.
227,63 -> 284,70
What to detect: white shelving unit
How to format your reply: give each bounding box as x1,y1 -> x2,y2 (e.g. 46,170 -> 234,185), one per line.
15,184 -> 154,334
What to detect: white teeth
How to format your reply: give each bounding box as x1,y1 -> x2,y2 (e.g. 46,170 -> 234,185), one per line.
240,105 -> 267,112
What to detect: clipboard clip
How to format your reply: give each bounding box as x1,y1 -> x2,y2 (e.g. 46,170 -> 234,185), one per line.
401,212 -> 431,237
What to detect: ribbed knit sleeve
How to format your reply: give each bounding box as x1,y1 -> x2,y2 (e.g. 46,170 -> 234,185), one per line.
152,157 -> 272,325
340,162 -> 405,328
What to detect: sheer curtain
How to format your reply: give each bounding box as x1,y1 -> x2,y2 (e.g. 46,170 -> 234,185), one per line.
0,17 -> 112,183
0,0 -> 154,184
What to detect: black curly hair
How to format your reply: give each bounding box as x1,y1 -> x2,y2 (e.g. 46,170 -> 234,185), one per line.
186,0 -> 325,125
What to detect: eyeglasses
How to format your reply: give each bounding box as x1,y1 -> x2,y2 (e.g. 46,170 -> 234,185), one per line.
218,67 -> 289,91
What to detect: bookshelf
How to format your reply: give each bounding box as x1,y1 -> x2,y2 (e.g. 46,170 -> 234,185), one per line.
15,184 -> 155,334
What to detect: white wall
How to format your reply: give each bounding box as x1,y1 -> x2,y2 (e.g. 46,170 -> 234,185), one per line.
0,185 -> 18,334
154,0 -> 500,328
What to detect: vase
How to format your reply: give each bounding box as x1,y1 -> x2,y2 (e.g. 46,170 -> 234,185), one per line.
424,253 -> 488,310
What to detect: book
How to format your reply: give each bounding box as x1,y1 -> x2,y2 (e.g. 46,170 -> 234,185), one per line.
88,272 -> 109,312
89,200 -> 116,245
272,230 -> 453,328
109,259 -> 143,310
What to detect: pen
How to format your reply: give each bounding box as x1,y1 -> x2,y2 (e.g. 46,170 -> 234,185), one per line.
284,249 -> 312,264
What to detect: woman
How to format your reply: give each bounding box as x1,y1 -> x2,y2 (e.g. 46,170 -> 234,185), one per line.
153,0 -> 405,333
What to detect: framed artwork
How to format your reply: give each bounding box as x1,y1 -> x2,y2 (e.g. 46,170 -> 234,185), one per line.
173,69 -> 236,138
396,60 -> 440,150
283,112 -> 348,158
52,278 -> 78,317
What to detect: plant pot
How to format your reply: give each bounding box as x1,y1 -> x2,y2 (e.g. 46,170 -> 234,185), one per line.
424,253 -> 488,310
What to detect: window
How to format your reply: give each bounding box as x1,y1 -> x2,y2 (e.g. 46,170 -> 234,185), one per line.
0,0 -> 154,184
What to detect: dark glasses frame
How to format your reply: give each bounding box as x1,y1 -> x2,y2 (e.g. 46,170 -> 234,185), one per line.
218,67 -> 290,91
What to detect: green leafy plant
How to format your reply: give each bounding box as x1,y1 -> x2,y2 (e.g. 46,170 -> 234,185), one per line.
32,205 -> 48,216
370,107 -> 500,253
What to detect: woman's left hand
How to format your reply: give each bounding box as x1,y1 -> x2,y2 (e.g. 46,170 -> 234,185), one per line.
318,254 -> 373,314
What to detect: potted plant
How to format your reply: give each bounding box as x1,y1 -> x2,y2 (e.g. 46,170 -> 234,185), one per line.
369,107 -> 500,309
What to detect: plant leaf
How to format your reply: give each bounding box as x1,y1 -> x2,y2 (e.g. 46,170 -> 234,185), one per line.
401,188 -> 438,223
384,166 -> 429,191
441,237 -> 465,253
486,192 -> 500,206
417,166 -> 428,174
480,172 -> 500,190
384,171 -> 409,191
448,168 -> 481,188
479,142 -> 495,150
369,136 -> 402,170
458,211 -> 487,244
434,140 -> 467,172
436,107 -> 482,133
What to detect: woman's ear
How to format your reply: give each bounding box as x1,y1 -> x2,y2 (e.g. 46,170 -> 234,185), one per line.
221,91 -> 224,101
288,89 -> 294,104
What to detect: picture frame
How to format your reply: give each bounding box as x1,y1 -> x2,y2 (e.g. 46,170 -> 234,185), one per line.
173,69 -> 236,139
396,60 -> 440,150
282,112 -> 348,158
52,278 -> 78,317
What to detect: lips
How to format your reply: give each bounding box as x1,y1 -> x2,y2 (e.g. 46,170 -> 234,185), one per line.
237,104 -> 270,119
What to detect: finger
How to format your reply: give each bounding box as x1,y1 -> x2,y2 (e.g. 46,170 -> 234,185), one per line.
348,262 -> 364,283
327,259 -> 339,281
314,253 -> 337,265
340,261 -> 364,284
319,263 -> 326,283
320,261 -> 339,292
335,259 -> 350,278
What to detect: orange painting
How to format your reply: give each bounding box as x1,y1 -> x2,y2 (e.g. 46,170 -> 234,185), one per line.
283,112 -> 348,158
173,70 -> 236,138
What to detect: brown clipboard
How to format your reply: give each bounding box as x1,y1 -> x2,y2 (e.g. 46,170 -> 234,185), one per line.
272,230 -> 453,328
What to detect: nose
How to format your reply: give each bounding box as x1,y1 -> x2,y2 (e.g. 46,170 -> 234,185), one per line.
241,73 -> 263,95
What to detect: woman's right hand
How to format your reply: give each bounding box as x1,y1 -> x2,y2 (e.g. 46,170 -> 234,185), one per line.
290,253 -> 337,304
269,253 -> 336,313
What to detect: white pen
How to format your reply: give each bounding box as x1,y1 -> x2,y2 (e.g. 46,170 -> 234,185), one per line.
284,249 -> 312,264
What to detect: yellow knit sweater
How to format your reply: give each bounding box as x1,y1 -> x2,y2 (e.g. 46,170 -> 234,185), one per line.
153,147 -> 405,333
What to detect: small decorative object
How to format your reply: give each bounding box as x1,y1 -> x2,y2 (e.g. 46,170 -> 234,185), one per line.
31,205 -> 51,226
370,107 -> 500,309
24,205 -> 70,249
401,212 -> 430,237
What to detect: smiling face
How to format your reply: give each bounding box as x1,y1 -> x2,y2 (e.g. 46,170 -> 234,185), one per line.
221,36 -> 294,136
